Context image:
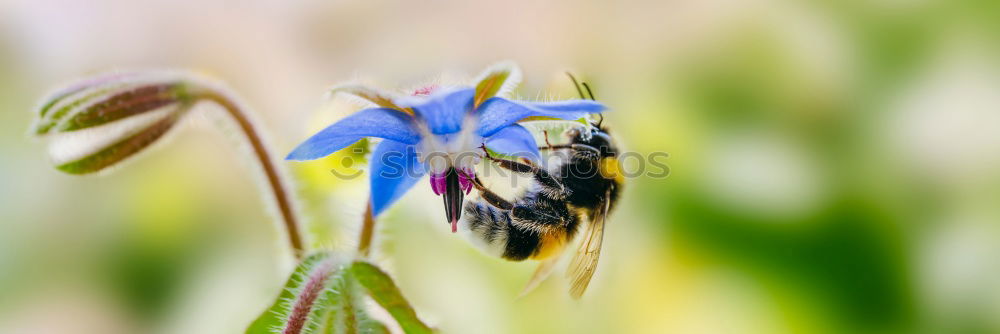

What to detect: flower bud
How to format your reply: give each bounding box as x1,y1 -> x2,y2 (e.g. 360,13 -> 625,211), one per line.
33,72 -> 194,174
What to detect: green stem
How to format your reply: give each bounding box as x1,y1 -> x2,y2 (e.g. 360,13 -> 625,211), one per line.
357,200 -> 375,257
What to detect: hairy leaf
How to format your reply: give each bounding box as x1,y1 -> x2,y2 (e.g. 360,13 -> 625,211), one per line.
316,274 -> 389,334
329,84 -> 409,114
349,261 -> 433,334
247,254 -> 391,334
246,253 -> 338,334
473,61 -> 521,108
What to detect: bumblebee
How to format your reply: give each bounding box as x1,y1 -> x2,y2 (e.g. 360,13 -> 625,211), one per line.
461,77 -> 622,298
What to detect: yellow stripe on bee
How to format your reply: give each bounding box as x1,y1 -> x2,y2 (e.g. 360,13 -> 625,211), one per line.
531,232 -> 567,260
599,157 -> 625,183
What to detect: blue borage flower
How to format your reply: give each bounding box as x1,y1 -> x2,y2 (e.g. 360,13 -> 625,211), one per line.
286,62 -> 605,232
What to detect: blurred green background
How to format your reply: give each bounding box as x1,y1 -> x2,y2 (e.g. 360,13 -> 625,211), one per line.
2,0 -> 1000,333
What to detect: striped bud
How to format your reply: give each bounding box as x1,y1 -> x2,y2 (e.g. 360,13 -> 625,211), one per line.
33,71 -> 195,174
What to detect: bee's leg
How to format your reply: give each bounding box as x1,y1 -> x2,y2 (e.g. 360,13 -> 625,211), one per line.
542,130 -> 554,149
471,176 -> 514,210
511,205 -> 562,227
539,144 -> 568,151
540,144 -> 601,162
481,145 -> 536,174
539,144 -> 600,155
509,201 -> 574,236
481,145 -> 569,198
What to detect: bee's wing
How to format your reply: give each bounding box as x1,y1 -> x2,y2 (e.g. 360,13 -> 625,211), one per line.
565,187 -> 612,299
518,253 -> 563,298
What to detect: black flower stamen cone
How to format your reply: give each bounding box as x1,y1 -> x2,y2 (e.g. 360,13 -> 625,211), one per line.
442,167 -> 463,233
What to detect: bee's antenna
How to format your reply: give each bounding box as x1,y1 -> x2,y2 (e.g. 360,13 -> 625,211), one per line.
582,82 -> 596,100
566,72 -> 587,100
568,72 -> 603,127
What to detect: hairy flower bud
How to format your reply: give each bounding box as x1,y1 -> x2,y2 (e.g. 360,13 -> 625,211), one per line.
33,71 -> 194,174
31,69 -> 306,256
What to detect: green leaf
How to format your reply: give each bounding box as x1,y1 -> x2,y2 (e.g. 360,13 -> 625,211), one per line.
247,254 -> 391,334
348,261 -> 433,334
329,84 -> 408,113
473,61 -> 521,108
247,253 -> 342,334
316,274 -> 389,334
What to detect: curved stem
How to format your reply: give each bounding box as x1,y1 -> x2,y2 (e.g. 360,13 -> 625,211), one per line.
357,200 -> 375,257
202,92 -> 305,258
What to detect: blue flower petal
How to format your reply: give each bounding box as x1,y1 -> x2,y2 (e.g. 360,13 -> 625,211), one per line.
370,139 -> 426,216
397,88 -> 475,135
286,108 -> 419,161
476,98 -> 606,137
485,124 -> 542,162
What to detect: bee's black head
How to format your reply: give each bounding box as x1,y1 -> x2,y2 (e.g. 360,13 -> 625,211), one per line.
568,125 -> 617,157
563,73 -> 615,157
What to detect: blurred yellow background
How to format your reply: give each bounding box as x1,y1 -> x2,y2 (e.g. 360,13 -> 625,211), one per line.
2,0 -> 1000,333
